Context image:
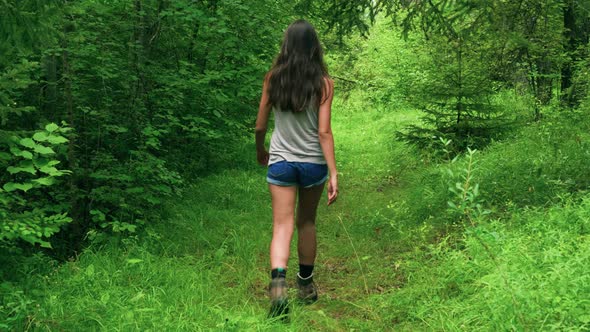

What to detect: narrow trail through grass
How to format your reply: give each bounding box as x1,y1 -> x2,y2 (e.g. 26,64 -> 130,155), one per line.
153,98 -> 423,330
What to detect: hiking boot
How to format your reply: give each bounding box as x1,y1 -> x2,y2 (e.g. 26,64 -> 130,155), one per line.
268,277 -> 289,319
296,273 -> 318,304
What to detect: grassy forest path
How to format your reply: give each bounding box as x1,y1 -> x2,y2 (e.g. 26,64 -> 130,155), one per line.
18,98 -> 426,331
156,99 -> 422,330
17,88 -> 590,331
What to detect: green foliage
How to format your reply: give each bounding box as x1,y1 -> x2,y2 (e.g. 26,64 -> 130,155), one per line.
0,59 -> 38,123
0,0 -> 59,68
56,0 -> 301,242
574,41 -> 590,105
333,19 -> 419,107
320,0 -> 590,149
0,0 -> 306,249
384,195 -> 590,330
2,1 -> 590,331
0,123 -> 72,248
295,0 -> 380,38
401,109 -> 590,232
446,148 -> 491,225
1,78 -> 590,330
398,29 -> 509,150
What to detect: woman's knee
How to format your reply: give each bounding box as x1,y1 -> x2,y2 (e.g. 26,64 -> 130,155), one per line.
296,217 -> 316,229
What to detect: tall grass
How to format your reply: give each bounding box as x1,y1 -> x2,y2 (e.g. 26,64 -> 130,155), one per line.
0,93 -> 423,331
2,93 -> 590,331
379,194 -> 590,330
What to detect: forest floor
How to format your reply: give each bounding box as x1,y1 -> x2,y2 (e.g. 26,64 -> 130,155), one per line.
11,97 -> 428,331
148,98 -> 423,330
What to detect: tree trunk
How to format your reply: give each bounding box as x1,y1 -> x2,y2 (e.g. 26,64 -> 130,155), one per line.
42,54 -> 57,119
456,37 -> 463,127
561,0 -> 576,107
61,16 -> 85,255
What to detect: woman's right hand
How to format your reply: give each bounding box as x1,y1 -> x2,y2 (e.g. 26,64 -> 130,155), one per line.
327,174 -> 338,205
257,149 -> 269,166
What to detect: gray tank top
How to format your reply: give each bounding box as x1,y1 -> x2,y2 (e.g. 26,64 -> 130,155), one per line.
268,106 -> 326,165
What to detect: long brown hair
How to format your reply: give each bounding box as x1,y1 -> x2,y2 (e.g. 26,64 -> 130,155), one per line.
267,20 -> 329,112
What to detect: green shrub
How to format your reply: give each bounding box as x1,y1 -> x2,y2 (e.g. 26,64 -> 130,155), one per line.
1,123 -> 72,248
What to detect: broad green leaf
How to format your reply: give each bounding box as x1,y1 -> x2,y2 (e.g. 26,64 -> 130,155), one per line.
45,123 -> 59,132
39,241 -> 53,249
33,159 -> 60,168
105,125 -> 128,134
7,165 -> 36,175
3,182 -> 34,192
2,183 -> 15,192
19,138 -> 35,148
90,209 -> 106,222
47,135 -> 68,144
10,146 -> 23,156
39,165 -> 60,175
33,157 -> 49,168
33,145 -> 55,155
0,152 -> 11,161
120,223 -> 137,232
33,177 -> 56,186
33,132 -> 49,142
19,160 -> 34,168
21,151 -> 33,159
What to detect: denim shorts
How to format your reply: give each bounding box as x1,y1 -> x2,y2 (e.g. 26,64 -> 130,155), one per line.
267,161 -> 328,188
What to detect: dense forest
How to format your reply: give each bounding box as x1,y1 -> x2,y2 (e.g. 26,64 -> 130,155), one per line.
2,0 -> 590,330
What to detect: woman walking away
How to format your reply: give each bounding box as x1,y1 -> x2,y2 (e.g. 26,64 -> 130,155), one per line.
255,19 -> 338,319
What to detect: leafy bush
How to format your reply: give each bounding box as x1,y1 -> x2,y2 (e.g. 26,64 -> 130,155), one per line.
1,124 -> 72,248
1,0 -> 303,249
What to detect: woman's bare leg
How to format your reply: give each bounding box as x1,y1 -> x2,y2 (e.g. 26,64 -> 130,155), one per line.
269,184 -> 297,269
296,183 -> 325,265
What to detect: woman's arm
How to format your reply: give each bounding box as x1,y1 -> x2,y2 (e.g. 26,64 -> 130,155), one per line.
318,77 -> 338,205
255,75 -> 272,165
